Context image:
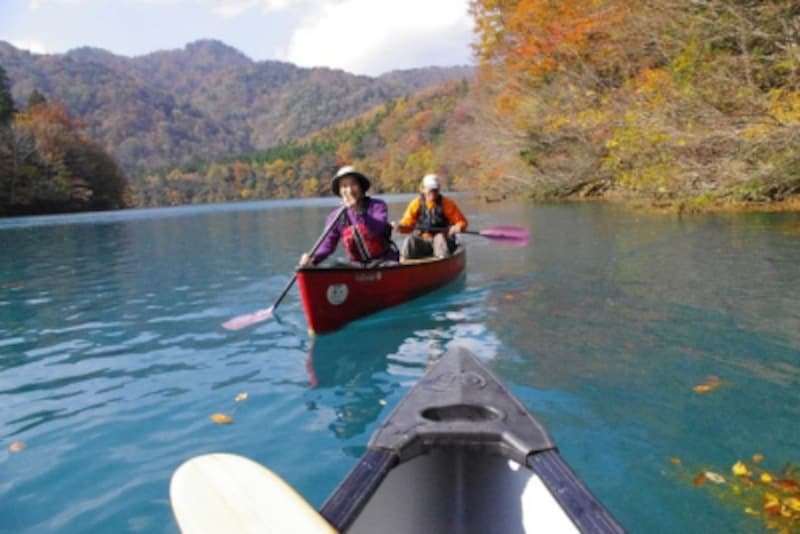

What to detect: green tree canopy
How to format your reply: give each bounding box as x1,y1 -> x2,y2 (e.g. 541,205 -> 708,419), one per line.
0,65 -> 16,126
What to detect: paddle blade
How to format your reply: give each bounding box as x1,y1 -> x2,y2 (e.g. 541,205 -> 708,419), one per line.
171,453 -> 337,534
221,307 -> 274,330
478,225 -> 530,246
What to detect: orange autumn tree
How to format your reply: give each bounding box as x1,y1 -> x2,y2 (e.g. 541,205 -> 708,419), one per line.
471,0 -> 632,80
463,0 -> 683,198
7,102 -> 127,213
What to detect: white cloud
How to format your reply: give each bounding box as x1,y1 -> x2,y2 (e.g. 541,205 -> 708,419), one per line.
29,0 -> 88,8
285,0 -> 472,75
211,0 -> 296,18
211,0 -> 258,18
10,39 -> 48,54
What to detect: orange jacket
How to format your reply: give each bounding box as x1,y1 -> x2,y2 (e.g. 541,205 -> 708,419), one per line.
397,194 -> 468,234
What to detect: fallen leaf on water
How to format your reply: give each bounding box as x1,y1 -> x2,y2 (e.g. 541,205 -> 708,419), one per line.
763,493 -> 781,516
234,392 -> 248,403
752,453 -> 764,464
693,376 -> 721,394
732,461 -> 750,477
670,457 -> 682,465
785,497 -> 800,512
705,471 -> 726,484
744,507 -> 760,516
761,473 -> 773,484
693,472 -> 708,486
210,413 -> 233,424
9,441 -> 26,452
774,479 -> 800,491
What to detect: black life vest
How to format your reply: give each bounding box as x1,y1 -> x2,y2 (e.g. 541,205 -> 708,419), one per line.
417,194 -> 449,233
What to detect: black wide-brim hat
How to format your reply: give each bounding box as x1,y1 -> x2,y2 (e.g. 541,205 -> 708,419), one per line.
331,166 -> 371,196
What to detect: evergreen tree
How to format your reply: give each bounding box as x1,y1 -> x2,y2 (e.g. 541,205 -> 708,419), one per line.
27,89 -> 47,109
0,65 -> 15,125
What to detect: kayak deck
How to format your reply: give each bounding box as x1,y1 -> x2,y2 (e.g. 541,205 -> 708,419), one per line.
321,347 -> 625,533
339,448 -> 582,533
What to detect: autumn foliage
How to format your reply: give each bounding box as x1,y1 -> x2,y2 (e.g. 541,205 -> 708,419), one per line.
463,0 -> 800,206
0,70 -> 127,216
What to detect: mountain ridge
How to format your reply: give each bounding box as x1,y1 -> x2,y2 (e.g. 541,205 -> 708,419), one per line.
0,39 -> 473,175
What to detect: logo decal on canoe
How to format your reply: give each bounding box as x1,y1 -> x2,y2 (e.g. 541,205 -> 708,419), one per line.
355,272 -> 382,282
326,284 -> 349,306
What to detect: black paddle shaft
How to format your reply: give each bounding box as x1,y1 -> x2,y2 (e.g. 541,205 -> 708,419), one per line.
271,205 -> 347,311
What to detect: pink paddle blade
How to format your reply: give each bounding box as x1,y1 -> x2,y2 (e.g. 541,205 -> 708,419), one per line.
221,307 -> 274,330
478,226 -> 530,246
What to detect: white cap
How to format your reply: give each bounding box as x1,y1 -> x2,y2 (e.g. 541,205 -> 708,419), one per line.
422,174 -> 440,192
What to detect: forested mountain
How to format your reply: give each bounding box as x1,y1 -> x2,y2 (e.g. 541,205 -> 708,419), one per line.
0,40 -> 472,175
128,80 -> 473,206
0,68 -> 128,217
3,0 -> 799,216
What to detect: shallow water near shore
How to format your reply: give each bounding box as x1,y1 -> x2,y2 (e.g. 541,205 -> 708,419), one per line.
1,197 -> 799,533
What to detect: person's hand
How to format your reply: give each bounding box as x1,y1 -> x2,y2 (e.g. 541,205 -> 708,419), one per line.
448,225 -> 462,237
299,252 -> 313,266
393,221 -> 411,233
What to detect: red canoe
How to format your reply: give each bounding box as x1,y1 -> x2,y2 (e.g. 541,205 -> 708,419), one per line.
296,247 -> 466,334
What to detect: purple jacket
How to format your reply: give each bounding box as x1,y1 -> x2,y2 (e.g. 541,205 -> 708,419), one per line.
312,197 -> 399,264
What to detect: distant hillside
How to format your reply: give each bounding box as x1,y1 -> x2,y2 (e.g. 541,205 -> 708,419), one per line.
127,80 -> 474,207
0,39 -> 473,176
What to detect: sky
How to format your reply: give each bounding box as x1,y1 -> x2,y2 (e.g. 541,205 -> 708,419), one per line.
0,0 -> 476,76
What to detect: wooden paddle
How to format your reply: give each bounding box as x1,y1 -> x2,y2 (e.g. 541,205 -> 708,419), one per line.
412,224 -> 530,247
222,206 -> 347,331
170,453 -> 337,534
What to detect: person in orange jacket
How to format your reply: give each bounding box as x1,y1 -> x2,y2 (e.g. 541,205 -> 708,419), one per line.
394,173 -> 468,259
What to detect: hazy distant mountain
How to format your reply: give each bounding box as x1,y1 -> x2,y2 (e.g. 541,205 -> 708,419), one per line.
0,39 -> 473,175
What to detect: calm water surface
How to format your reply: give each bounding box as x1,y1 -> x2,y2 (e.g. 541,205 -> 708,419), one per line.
1,197 -> 799,533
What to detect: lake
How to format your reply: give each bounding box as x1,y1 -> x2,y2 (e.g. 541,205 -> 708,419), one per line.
1,196 -> 799,533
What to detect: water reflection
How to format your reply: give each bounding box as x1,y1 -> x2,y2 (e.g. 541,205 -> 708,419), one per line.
303,277 -> 502,453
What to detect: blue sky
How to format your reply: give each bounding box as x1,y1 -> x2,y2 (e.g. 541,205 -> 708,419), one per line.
0,0 -> 475,76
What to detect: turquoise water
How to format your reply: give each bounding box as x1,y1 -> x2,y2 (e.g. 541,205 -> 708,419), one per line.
1,198 -> 799,533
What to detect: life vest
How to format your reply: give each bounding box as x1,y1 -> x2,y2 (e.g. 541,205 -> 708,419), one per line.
417,194 -> 449,233
342,222 -> 389,262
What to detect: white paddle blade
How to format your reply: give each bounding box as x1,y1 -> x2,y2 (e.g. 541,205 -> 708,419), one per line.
170,453 -> 337,534
221,307 -> 274,330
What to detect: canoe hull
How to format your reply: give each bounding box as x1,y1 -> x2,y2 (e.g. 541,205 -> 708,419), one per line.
321,347 -> 626,533
296,247 -> 466,334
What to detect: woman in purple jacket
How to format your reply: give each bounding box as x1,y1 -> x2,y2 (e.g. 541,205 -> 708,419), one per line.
299,166 -> 399,266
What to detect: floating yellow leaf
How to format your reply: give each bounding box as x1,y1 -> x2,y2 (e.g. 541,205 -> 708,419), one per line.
744,507 -> 760,516
693,376 -> 721,394
705,471 -> 726,484
234,392 -> 248,403
670,457 -> 682,465
752,453 -> 764,464
732,461 -> 750,476
760,473 -> 773,484
210,413 -> 233,424
763,493 -> 781,516
785,497 -> 800,513
8,441 -> 26,452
